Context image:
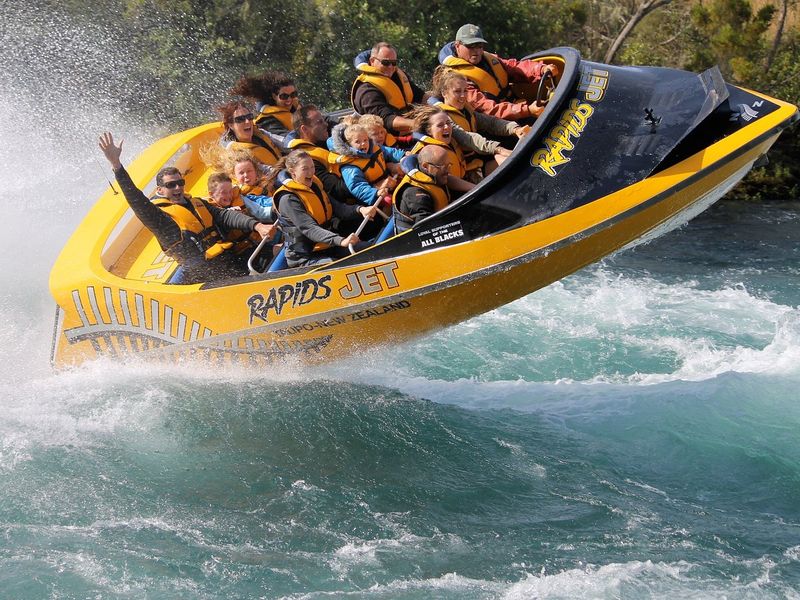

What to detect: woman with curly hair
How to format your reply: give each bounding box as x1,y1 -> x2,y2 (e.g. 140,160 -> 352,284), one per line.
217,100 -> 282,167
230,71 -> 299,136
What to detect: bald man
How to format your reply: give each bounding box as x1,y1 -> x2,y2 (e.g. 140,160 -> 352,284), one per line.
392,145 -> 453,232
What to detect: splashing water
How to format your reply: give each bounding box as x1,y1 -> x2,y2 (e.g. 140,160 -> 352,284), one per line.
2,4 -> 800,598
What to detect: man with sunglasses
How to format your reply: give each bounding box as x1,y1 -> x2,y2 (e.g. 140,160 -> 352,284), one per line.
288,105 -> 355,203
99,132 -> 276,283
438,24 -> 558,122
351,42 -> 428,138
392,145 -> 452,233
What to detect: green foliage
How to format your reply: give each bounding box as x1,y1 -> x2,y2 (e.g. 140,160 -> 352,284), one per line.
47,0 -> 800,199
687,0 -> 775,80
727,31 -> 800,201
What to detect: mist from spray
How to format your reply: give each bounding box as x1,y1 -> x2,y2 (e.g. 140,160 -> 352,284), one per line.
0,4 -> 166,375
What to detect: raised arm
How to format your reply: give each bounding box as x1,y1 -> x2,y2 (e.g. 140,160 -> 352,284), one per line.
98,132 -> 184,247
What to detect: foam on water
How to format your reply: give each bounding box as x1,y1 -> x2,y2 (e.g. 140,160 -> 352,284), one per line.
2,5 -> 800,597
499,558 -> 800,600
271,555 -> 800,599
328,263 -> 800,405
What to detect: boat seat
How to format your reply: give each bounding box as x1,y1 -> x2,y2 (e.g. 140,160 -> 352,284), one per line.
372,216 -> 395,244
267,247 -> 288,272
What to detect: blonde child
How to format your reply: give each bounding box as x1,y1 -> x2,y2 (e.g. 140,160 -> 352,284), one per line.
328,121 -> 405,207
205,172 -> 278,257
359,113 -> 413,149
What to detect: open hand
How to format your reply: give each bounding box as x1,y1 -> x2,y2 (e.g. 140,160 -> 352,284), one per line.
98,132 -> 123,169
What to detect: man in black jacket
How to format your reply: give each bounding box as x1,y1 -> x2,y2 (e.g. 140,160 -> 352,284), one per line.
99,132 -> 275,283
288,105 -> 355,203
393,145 -> 452,232
351,42 -> 428,136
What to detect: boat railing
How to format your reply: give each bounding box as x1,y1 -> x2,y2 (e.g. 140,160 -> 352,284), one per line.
247,235 -> 275,275
415,47 -> 583,225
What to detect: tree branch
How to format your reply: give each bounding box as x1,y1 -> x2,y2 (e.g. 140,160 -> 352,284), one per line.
604,0 -> 673,64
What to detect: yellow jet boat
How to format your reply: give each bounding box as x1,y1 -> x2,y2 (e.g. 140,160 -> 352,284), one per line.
49,48 -> 798,368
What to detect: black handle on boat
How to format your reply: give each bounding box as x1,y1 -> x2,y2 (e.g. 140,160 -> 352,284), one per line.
247,235 -> 273,275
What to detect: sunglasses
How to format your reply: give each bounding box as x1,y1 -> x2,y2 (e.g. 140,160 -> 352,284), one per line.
377,59 -> 398,67
277,91 -> 298,100
232,113 -> 254,123
162,178 -> 186,189
464,42 -> 486,50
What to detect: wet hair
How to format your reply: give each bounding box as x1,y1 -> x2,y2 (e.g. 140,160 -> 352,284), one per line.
405,105 -> 447,135
230,71 -> 295,106
286,149 -> 312,171
207,172 -> 232,195
216,100 -> 253,129
156,166 -> 182,186
231,152 -> 258,170
431,65 -> 468,99
198,143 -> 264,177
230,150 -> 268,180
344,123 -> 368,145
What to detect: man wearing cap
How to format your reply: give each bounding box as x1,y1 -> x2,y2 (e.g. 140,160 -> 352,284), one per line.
438,24 -> 557,122
351,41 -> 428,137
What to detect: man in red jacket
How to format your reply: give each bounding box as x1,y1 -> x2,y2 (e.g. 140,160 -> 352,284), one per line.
438,24 -> 558,122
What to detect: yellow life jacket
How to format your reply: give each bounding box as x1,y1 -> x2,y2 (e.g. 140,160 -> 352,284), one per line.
351,63 -> 415,111
410,135 -> 467,179
334,147 -> 389,184
224,130 -> 282,166
152,195 -> 232,259
441,51 -> 510,100
255,104 -> 294,131
238,182 -> 268,196
229,187 -> 247,209
392,167 -> 451,221
286,138 -> 342,177
433,100 -> 477,132
274,176 -> 333,251
207,188 -> 260,254
431,102 -> 483,174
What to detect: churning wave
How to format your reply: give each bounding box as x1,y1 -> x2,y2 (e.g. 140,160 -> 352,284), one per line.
2,6 -> 799,596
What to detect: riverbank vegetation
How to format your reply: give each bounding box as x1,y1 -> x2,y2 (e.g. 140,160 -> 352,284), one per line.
53,0 -> 800,198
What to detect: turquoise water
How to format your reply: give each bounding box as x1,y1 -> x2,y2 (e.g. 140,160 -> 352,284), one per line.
3,184 -> 800,597
2,6 -> 800,597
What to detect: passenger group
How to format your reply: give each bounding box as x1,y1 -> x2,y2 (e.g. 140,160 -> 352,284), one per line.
99,25 -> 558,282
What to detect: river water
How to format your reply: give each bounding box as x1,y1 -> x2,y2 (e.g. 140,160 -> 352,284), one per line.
2,7 -> 800,600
